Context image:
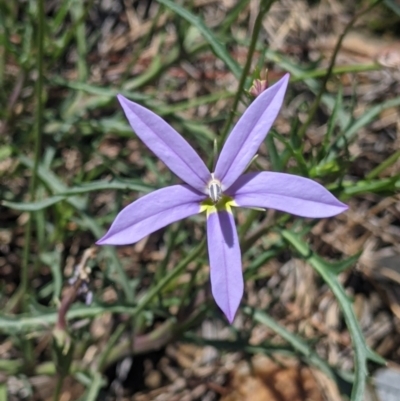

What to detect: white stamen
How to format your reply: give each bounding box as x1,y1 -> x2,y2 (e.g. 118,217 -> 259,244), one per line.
208,173 -> 222,203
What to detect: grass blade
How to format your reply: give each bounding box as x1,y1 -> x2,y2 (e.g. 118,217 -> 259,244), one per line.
156,0 -> 241,79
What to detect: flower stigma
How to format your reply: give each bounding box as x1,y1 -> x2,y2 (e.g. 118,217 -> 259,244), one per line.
208,173 -> 222,203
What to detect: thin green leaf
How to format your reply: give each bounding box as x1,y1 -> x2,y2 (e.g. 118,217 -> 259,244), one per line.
342,176 -> 399,197
0,305 -> 136,334
384,0 -> 400,15
3,180 -> 156,211
3,196 -> 66,211
319,85 -> 342,161
243,307 -> 339,381
40,248 -> 64,303
366,348 -> 386,365
317,251 -> 361,275
19,155 -> 86,210
84,372 -> 105,401
265,133 -> 282,171
366,149 -> 400,180
19,156 -> 136,303
51,77 -> 150,102
340,96 -> 400,148
265,49 -> 352,130
156,0 -> 241,79
281,229 -> 368,401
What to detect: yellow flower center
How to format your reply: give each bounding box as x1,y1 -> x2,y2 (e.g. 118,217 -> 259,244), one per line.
201,194 -> 237,216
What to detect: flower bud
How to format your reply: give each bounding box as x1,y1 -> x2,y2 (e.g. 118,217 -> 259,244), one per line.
249,69 -> 269,97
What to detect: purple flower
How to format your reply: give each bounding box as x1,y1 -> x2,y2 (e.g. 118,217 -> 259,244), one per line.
97,74 -> 347,322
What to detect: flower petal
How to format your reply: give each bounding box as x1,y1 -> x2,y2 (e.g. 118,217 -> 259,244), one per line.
227,172 -> 348,218
97,185 -> 206,245
215,74 -> 290,190
207,209 -> 243,323
118,95 -> 210,193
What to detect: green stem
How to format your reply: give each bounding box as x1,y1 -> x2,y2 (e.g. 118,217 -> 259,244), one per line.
155,221 -> 183,283
177,262 -> 202,315
120,5 -> 165,83
291,63 -> 380,82
366,149 -> 400,180
53,375 -> 64,401
133,239 -> 206,316
238,209 -> 259,239
70,0 -> 88,82
51,0 -> 94,63
20,0 -> 44,296
85,372 -> 104,401
296,0 -> 383,140
76,238 -> 204,367
12,0 -> 46,368
103,319 -> 176,369
218,0 -> 276,148
243,307 -> 336,381
281,230 -> 369,401
96,323 -> 127,372
241,214 -> 289,254
20,0 -> 45,299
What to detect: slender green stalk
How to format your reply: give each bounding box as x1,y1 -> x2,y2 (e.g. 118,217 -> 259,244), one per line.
241,214 -> 290,254
220,0 -> 250,34
281,230 -> 374,401
103,319 -> 176,370
121,5 -> 165,83
297,0 -> 383,139
238,209 -> 259,239
0,22 -> 4,88
20,0 -> 45,301
53,375 -> 64,401
243,307 -> 336,381
134,239 -> 206,316
291,63 -> 380,82
219,0 -> 276,148
85,372 -> 104,401
366,149 -> 400,180
70,0 -> 88,81
10,0 -> 46,370
177,262 -> 203,314
155,222 -> 183,283
90,242 -> 205,379
51,0 -> 94,62
96,323 -> 127,372
0,384 -> 6,401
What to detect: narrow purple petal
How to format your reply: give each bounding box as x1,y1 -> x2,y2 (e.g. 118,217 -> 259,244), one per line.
207,209 -> 243,323
227,172 -> 348,218
118,95 -> 211,193
215,74 -> 290,190
97,185 -> 206,245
